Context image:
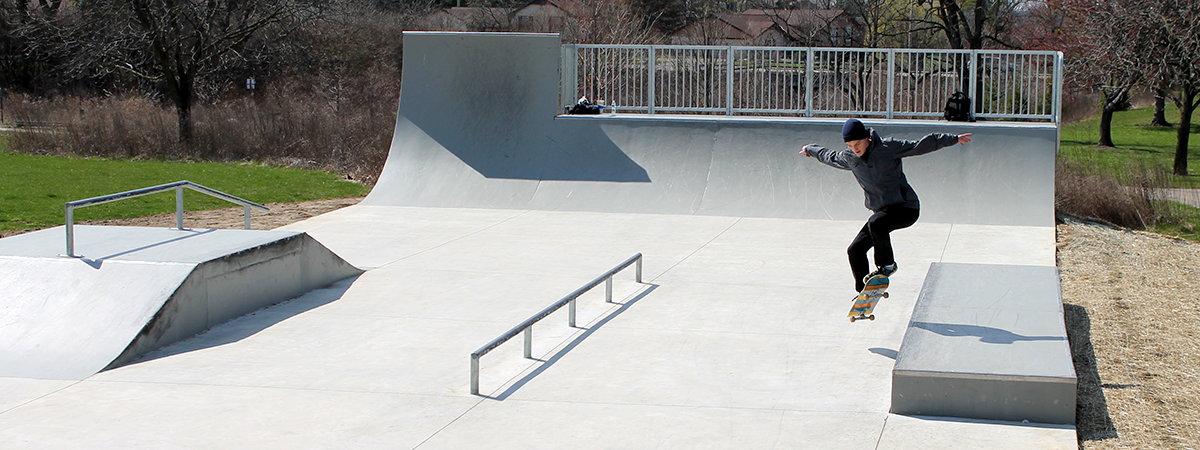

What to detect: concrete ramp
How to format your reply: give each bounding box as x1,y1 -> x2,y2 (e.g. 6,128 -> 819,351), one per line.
0,226 -> 362,379
368,32 -> 1056,226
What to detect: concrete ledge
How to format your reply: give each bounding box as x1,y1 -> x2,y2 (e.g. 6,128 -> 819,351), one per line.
891,262 -> 1076,425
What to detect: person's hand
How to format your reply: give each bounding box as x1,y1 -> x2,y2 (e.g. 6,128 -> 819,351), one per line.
800,144 -> 816,157
958,133 -> 973,145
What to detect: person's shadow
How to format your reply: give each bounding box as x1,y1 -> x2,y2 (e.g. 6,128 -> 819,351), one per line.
911,321 -> 1064,344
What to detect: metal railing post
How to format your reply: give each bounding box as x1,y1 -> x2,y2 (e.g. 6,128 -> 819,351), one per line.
524,328 -> 532,359
726,46 -> 734,115
969,50 -> 979,119
805,49 -> 814,117
886,49 -> 895,119
470,354 -> 480,395
648,46 -> 656,114
1053,52 -> 1063,125
244,205 -> 252,229
569,298 -> 577,327
636,257 -> 642,282
606,277 -> 613,303
175,186 -> 184,230
65,205 -> 75,257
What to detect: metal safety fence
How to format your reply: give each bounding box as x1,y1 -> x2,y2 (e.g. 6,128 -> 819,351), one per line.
562,45 -> 1063,123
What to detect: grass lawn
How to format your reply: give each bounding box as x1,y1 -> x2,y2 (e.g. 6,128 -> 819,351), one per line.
1059,103 -> 1200,188
0,151 -> 368,233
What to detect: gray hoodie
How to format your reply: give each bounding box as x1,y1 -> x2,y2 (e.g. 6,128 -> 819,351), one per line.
807,129 -> 960,212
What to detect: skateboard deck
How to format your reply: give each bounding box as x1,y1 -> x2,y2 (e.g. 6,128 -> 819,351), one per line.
849,275 -> 889,322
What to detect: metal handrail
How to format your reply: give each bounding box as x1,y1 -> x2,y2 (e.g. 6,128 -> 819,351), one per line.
564,44 -> 1063,123
470,253 -> 644,395
64,180 -> 269,258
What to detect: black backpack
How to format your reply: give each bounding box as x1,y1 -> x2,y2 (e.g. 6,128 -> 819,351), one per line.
944,91 -> 973,122
567,98 -> 602,115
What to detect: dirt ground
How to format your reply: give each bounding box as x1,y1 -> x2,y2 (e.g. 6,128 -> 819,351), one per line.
2,198 -> 1196,448
1058,215 -> 1200,449
0,196 -> 365,239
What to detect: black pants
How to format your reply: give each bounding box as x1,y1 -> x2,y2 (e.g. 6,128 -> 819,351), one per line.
849,205 -> 919,292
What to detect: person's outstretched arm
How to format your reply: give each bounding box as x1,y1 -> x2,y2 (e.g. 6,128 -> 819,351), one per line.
800,144 -> 852,170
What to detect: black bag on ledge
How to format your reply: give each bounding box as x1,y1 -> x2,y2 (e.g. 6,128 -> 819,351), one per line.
944,91 -> 974,122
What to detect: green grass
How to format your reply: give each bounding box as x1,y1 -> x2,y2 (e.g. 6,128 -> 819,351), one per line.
0,151 -> 368,233
1147,201 -> 1200,241
1059,103 -> 1200,188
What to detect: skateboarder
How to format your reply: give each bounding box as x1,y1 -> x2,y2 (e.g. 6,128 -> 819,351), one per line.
800,119 -> 972,293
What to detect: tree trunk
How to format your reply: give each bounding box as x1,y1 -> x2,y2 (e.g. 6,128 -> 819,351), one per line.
1099,102 -> 1116,147
1174,88 -> 1196,176
1152,89 -> 1171,127
170,71 -> 194,144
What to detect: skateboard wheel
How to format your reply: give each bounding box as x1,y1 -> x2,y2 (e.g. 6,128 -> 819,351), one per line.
882,292 -> 889,298
850,316 -> 857,323
869,315 -> 875,321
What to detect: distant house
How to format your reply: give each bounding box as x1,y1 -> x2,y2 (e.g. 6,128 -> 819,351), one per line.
512,0 -> 589,32
669,9 -> 862,47
417,7 -> 515,32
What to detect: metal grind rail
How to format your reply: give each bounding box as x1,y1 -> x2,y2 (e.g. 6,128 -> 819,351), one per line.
64,180 -> 269,258
470,253 -> 644,396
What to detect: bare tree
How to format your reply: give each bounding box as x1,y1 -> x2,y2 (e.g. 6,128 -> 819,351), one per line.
59,0 -> 318,144
1144,0 -> 1200,175
905,0 -> 1023,50
1052,0 -> 1147,148
1055,0 -> 1199,174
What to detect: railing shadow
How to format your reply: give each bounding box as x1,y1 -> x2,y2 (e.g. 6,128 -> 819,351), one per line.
1064,303 -> 1119,443
79,228 -> 217,269
487,284 -> 659,401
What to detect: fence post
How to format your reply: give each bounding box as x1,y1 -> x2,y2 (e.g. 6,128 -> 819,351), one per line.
562,45 -> 577,112
969,50 -> 979,118
648,46 -> 656,115
887,49 -> 896,119
805,49 -> 815,117
726,46 -> 735,115
1053,52 -> 1063,125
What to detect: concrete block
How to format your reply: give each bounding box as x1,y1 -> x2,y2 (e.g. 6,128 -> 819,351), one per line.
892,263 -> 1076,424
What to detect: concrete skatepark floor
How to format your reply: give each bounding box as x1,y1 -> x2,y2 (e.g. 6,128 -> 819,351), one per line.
3,197 -> 1191,448
0,203 -> 1075,449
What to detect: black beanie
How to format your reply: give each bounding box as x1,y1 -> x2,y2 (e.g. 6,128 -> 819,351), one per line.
842,119 -> 869,142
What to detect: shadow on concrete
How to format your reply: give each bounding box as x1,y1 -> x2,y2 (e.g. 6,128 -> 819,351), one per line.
912,321 -> 1065,344
869,347 -> 898,360
487,284 -> 659,400
1063,303 -> 1119,443
79,228 -> 217,269
115,274 -> 361,368
898,414 -> 1077,430
408,114 -> 652,182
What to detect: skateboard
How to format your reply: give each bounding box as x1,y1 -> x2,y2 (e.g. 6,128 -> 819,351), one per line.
848,275 -> 889,322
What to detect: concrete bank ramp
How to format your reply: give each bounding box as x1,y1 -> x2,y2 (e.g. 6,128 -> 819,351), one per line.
367,32 -> 1057,227
0,226 -> 362,379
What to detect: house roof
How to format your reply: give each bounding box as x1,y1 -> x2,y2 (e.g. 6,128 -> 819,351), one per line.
517,0 -> 590,17
445,7 -> 513,22
673,9 -> 849,40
